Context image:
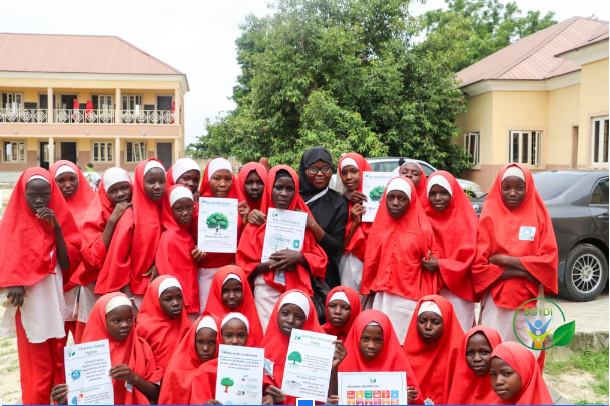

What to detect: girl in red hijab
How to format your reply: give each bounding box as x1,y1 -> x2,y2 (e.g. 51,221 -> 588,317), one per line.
472,163 -> 558,349
361,176 -> 438,343
135,275 -> 192,371
322,286 -> 361,342
490,342 -> 552,405
0,167 -> 80,405
51,292 -> 164,405
421,171 -> 478,332
235,166 -> 328,331
166,157 -> 201,199
204,265 -> 264,346
158,312 -> 221,404
447,326 -> 503,405
398,161 -> 428,201
403,295 -> 464,405
237,162 -> 268,221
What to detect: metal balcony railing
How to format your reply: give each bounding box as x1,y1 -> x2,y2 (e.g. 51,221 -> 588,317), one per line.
0,108 -> 176,125
0,108 -> 47,123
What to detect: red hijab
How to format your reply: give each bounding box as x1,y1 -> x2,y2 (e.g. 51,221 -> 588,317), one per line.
261,289 -> 325,405
361,176 -> 439,299
399,161 -> 428,201
404,295 -> 464,405
158,311 -> 221,405
339,309 -> 424,405
0,167 -> 81,288
135,275 -> 192,370
338,153 -> 372,261
203,265 -> 264,346
237,162 -> 268,211
421,171 -> 478,301
490,342 -> 553,405
322,286 -> 361,341
82,292 -> 163,405
166,157 -> 201,189
156,184 -> 200,314
472,163 -> 558,309
235,165 -> 328,295
447,326 -> 503,405
49,160 -> 95,226
189,358 -> 219,405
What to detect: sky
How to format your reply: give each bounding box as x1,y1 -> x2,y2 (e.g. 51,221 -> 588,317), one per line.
1,0 -> 608,145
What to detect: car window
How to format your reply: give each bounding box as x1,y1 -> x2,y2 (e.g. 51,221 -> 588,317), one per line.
591,179 -> 609,204
419,163 -> 435,177
532,173 -> 586,200
380,161 -> 398,172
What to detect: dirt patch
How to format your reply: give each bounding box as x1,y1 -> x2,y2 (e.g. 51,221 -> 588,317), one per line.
0,307 -> 21,405
545,369 -> 608,405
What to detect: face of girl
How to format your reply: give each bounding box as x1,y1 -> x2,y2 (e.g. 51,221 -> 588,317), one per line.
501,177 -> 526,209
172,197 -> 194,226
385,190 -> 410,218
106,181 -> 133,205
399,163 -> 422,187
490,357 -> 522,400
222,279 -> 244,310
326,300 -> 351,329
417,311 -> 444,344
221,319 -> 249,346
209,169 -> 233,197
359,325 -> 384,361
340,165 -> 360,191
105,305 -> 134,341
195,327 -> 217,362
272,177 -> 296,210
144,168 -> 166,201
466,332 -> 493,376
25,180 -> 51,213
55,172 -> 79,198
305,159 -> 332,190
277,304 -> 306,336
177,170 -> 201,194
428,184 -> 451,212
159,287 -> 184,319
244,171 -> 264,202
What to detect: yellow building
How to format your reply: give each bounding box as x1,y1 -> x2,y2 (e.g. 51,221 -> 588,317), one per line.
0,33 -> 188,178
455,17 -> 608,191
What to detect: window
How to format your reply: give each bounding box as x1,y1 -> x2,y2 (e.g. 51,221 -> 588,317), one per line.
3,141 -> 26,163
93,95 -> 113,111
464,132 -> 480,166
508,131 -> 541,165
592,116 -> 609,165
93,142 -> 113,163
122,95 -> 142,112
2,93 -> 23,112
590,179 -> 609,204
126,141 -> 146,163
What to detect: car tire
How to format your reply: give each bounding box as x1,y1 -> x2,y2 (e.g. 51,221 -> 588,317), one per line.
560,243 -> 609,302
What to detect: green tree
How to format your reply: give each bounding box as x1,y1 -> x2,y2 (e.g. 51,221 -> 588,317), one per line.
206,212 -> 230,233
287,351 -> 302,365
369,185 -> 385,202
220,377 -> 235,393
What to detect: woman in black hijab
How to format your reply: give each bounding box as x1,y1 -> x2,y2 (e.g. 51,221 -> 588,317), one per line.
298,147 -> 349,289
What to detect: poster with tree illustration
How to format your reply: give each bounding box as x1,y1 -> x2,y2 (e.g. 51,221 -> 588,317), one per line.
220,377 -> 234,393
215,344 -> 264,405
361,172 -> 394,223
287,351 -> 302,366
198,197 -> 238,253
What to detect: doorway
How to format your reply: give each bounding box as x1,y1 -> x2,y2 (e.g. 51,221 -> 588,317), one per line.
156,96 -> 172,111
571,126 -> 579,168
60,94 -> 78,110
156,142 -> 172,169
61,142 -> 77,164
39,142 -> 49,170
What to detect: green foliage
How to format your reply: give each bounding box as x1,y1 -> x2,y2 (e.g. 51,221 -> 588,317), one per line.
288,351 -> 302,365
220,377 -> 235,392
206,212 -> 230,233
369,185 -> 385,202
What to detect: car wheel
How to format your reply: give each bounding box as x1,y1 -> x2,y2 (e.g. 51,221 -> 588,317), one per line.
561,243 -> 608,302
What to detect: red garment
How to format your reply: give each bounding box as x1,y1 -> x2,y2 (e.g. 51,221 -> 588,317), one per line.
85,99 -> 93,120
404,295 -> 464,405
237,162 -> 268,211
156,185 -> 200,313
189,358 -> 219,405
472,163 -> 558,309
338,309 -> 424,405
421,171 -> 478,301
491,342 -> 553,405
415,164 -> 428,201
135,275 -> 192,371
235,165 -> 328,295
447,326 -> 503,405
261,290 -> 325,406
82,292 -> 164,405
338,153 -> 372,261
203,265 -> 264,346
361,176 -> 439,299
0,167 -> 81,288
158,312 -> 221,405
322,286 -> 361,342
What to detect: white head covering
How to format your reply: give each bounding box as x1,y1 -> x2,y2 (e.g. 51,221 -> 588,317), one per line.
221,313 -> 250,333
367,322 -> 380,327
158,277 -> 182,298
196,315 -> 218,333
340,157 -> 359,171
279,291 -> 310,320
169,186 -> 194,206
207,158 -> 233,180
27,175 -> 50,184
105,296 -> 132,314
427,174 -> 453,197
223,273 -> 241,285
103,167 -> 131,191
172,158 -> 201,183
502,166 -> 526,182
55,165 -> 77,178
328,291 -> 350,305
385,177 -> 412,201
144,160 -> 165,176
417,301 -> 443,317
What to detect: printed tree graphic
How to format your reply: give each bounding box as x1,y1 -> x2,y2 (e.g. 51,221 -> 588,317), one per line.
287,351 -> 302,365
220,377 -> 234,393
369,185 -> 385,202
206,212 -> 229,234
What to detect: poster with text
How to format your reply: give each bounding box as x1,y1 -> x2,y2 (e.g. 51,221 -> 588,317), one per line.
198,197 -> 239,253
261,208 -> 308,263
361,172 -> 394,222
64,339 -> 114,405
215,344 -> 264,405
338,372 -> 407,405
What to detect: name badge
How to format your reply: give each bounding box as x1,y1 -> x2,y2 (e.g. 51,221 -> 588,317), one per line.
274,270 -> 286,285
125,382 -> 133,393
519,226 -> 536,241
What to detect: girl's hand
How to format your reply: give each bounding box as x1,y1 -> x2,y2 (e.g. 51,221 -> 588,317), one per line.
109,364 -> 136,382
343,190 -> 367,204
247,209 -> 266,226
269,250 -> 303,271
191,247 -> 207,262
205,400 -> 223,405
421,255 -> 440,272
109,202 -> 132,224
266,385 -> 286,403
332,340 -> 347,370
6,286 -> 26,307
238,201 -> 251,220
350,203 -> 366,226
143,264 -> 159,283
407,386 -> 419,403
326,395 -> 340,405
51,383 -> 69,404
261,394 -> 274,405
36,207 -> 58,228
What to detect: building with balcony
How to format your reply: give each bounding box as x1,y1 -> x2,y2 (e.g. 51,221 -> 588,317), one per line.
0,33 -> 188,179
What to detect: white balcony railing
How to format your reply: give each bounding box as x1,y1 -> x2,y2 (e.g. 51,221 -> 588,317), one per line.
0,108 -> 175,125
54,109 -> 115,124
121,109 -> 175,125
0,108 -> 47,123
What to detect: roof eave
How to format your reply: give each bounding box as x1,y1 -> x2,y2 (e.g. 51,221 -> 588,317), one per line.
555,39 -> 609,66
460,71 -> 581,97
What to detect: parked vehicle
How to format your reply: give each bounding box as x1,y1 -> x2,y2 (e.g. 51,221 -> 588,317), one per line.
470,170 -> 609,302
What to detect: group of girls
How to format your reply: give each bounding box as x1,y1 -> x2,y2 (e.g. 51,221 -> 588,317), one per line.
0,145 -> 557,405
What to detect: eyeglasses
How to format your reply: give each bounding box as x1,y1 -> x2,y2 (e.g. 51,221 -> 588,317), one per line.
306,165 -> 333,175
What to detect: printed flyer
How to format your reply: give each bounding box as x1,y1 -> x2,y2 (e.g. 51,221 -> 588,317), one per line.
215,344 -> 264,405
261,208 -> 308,263
361,172 -> 394,222
198,197 -> 239,253
63,339 -> 114,405
338,372 -> 407,405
